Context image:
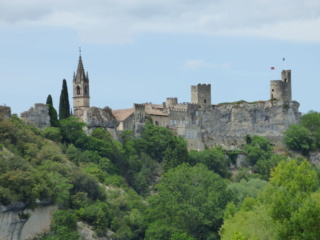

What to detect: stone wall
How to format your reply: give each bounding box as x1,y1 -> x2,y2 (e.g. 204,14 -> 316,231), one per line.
199,100 -> 301,149
20,104 -> 50,129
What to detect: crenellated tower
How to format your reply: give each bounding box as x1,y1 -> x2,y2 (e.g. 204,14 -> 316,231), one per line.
191,84 -> 211,107
270,70 -> 292,102
73,54 -> 90,117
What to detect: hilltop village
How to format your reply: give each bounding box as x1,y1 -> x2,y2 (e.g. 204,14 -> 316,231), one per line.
16,55 -> 301,150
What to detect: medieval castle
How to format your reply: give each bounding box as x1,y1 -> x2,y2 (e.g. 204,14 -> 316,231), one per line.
71,54 -> 300,150
12,54 -> 300,150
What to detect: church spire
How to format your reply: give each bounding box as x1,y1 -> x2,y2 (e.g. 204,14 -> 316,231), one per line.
74,49 -> 88,83
73,49 -> 90,117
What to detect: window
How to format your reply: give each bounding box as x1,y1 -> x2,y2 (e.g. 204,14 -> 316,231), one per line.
76,86 -> 81,95
195,111 -> 198,116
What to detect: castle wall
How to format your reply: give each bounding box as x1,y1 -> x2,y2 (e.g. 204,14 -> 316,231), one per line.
150,115 -> 169,127
200,100 -> 301,148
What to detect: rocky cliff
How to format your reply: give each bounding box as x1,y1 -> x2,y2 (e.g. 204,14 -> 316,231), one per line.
199,100 -> 301,148
82,107 -> 119,136
20,104 -> 51,129
0,202 -> 57,240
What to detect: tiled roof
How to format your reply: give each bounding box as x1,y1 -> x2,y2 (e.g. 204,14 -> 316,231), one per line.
112,108 -> 134,121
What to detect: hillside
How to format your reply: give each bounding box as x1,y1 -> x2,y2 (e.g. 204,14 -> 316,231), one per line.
1,111 -> 320,239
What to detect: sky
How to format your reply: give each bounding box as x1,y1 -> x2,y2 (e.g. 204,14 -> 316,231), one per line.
1,0 -> 320,115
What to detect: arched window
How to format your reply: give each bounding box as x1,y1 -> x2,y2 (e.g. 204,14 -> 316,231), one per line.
76,86 -> 81,95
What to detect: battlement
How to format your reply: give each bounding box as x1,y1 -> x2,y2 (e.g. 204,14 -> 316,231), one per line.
134,103 -> 145,108
270,70 -> 292,102
191,83 -> 211,106
170,108 -> 188,112
166,97 -> 178,108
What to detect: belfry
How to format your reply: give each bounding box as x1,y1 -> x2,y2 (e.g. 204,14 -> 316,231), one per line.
73,51 -> 90,117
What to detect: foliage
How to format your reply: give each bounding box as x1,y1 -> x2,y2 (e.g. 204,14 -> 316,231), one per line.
284,111 -> 320,155
139,121 -> 176,161
284,124 -> 315,155
189,147 -> 231,178
146,163 -> 234,240
220,159 -> 320,240
46,94 -> 60,127
59,79 -> 70,120
244,135 -> 273,166
42,127 -> 62,142
228,178 -> 268,205
42,210 -> 80,240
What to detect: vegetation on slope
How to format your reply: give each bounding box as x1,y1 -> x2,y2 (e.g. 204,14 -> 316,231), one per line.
1,111 -> 320,239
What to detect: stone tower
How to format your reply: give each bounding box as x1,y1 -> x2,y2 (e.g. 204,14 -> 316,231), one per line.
73,54 -> 90,117
191,84 -> 211,107
166,97 -> 178,108
270,70 -> 292,102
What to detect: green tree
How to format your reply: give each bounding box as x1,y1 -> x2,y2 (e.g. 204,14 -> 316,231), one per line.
146,163 -> 234,240
284,124 -> 315,155
221,160 -> 320,240
59,79 -> 70,120
46,94 -> 60,127
189,147 -> 231,178
244,135 -> 273,166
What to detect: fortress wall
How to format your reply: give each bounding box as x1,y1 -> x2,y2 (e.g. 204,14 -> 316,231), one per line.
200,100 -> 301,148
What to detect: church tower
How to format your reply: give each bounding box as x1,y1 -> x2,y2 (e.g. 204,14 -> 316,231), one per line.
73,53 -> 90,117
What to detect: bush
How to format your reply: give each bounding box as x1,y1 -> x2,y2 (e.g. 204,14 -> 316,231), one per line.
42,127 -> 62,142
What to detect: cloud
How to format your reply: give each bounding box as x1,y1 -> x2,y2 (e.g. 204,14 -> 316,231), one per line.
1,0 -> 320,43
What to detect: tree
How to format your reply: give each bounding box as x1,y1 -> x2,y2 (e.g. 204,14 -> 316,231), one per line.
220,159 -> 320,240
59,79 -> 70,120
46,95 -> 60,127
188,147 -> 231,178
145,163 -> 234,239
284,124 -> 315,155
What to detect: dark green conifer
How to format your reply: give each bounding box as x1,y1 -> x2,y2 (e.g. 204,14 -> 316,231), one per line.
59,79 -> 70,120
46,94 -> 60,127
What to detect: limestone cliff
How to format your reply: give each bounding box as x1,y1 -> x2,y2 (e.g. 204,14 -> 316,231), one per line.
199,100 -> 301,148
82,107 -> 119,136
20,104 -> 50,129
0,203 -> 57,240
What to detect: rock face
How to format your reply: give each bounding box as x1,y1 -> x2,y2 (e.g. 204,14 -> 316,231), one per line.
0,106 -> 11,119
0,203 -> 58,240
20,104 -> 51,129
199,100 -> 301,148
82,107 -> 119,135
